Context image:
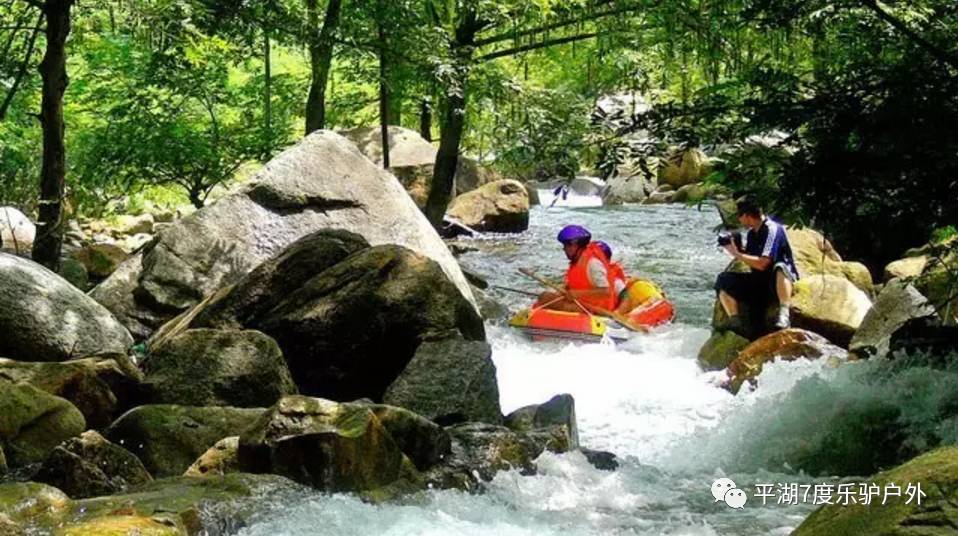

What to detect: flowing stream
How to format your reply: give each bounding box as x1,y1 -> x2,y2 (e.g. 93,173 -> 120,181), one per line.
234,201 -> 956,535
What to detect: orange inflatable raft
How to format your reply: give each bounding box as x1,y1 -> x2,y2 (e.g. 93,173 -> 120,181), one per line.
509,279 -> 675,342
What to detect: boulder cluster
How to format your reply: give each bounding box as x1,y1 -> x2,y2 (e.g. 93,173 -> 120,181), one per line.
0,131 -> 605,535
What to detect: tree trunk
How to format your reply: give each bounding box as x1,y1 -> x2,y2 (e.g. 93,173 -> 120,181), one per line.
33,0 -> 73,271
377,21 -> 390,169
424,15 -> 478,226
419,98 -> 432,141
305,0 -> 343,134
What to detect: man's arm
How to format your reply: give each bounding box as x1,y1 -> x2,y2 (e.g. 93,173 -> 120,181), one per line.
724,244 -> 772,271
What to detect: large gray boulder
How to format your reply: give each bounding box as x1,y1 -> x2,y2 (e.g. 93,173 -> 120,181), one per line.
143,329 -> 297,407
849,280 -> 938,360
106,405 -> 264,477
341,125 -> 493,204
149,234 -> 485,402
91,131 -> 478,340
0,207 -> 34,256
383,336 -> 501,425
0,253 -> 133,362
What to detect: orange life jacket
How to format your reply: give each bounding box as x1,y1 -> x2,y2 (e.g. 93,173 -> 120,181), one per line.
565,242 -> 617,311
609,262 -> 627,290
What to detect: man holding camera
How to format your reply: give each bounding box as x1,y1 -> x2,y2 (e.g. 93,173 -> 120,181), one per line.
714,197 -> 799,335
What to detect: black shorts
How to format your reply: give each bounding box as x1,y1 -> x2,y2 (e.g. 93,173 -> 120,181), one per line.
714,271 -> 776,305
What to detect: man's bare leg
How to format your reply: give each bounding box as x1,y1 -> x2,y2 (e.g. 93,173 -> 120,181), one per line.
718,290 -> 739,317
773,269 -> 793,329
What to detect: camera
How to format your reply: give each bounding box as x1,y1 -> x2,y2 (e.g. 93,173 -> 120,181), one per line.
717,231 -> 741,248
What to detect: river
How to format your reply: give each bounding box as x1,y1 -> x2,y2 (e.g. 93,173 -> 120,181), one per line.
234,201 -> 940,535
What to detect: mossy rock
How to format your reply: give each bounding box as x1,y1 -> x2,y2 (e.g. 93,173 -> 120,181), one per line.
697,331 -> 750,371
143,329 -> 297,408
793,446 -> 958,536
0,382 -> 86,467
184,436 -> 240,477
106,405 -> 264,478
0,482 -> 71,529
55,514 -> 187,536
238,396 -> 422,493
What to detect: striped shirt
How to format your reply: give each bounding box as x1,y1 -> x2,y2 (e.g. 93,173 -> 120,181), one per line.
742,217 -> 799,279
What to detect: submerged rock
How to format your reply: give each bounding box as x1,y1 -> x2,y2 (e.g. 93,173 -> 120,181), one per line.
143,329 -> 296,408
504,394 -> 579,450
106,405 -> 264,478
0,481 -> 71,530
35,430 -> 152,499
91,131 -> 478,340
793,446 -> 958,536
0,382 -> 85,467
238,396 -> 419,493
383,336 -> 500,425
725,329 -> 847,393
424,423 -> 544,492
0,253 -> 133,362
580,448 -> 619,471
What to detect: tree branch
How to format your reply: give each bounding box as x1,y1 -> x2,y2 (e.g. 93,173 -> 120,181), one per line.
474,3 -> 643,47
476,31 -> 603,62
860,0 -> 958,71
0,13 -> 42,121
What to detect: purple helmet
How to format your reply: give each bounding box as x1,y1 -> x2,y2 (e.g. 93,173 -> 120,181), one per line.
557,225 -> 591,244
595,240 -> 612,260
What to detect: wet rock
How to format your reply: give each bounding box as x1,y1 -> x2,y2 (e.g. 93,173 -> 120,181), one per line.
65,474 -> 301,536
697,330 -> 750,371
424,423 -> 542,491
0,253 -> 133,362
0,356 -> 143,429
791,275 -> 872,347
725,328 -> 847,393
92,131 -> 478,339
71,243 -> 128,280
642,190 -> 676,204
35,430 -> 152,499
0,207 -> 34,256
238,396 -> 419,492
143,329 -> 296,408
184,436 -> 239,477
0,482 -> 71,530
383,336 -> 500,425
504,394 -> 579,450
106,405 -> 264,477
0,382 -> 85,467
360,404 -> 451,471
445,179 -> 530,233
849,280 -> 938,360
580,448 -> 619,471
793,446 -> 958,536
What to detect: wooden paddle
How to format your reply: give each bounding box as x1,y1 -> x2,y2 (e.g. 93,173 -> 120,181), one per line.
518,268 -> 650,333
